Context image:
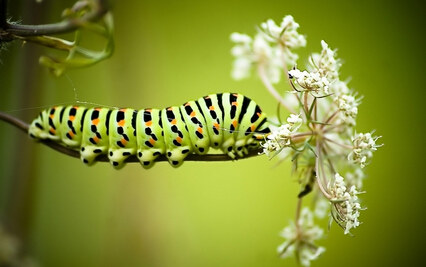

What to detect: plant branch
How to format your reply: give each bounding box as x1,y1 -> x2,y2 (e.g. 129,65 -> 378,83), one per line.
0,0 -> 109,38
0,111 -> 262,163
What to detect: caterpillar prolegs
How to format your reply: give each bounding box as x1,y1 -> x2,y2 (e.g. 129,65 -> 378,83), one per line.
28,93 -> 270,169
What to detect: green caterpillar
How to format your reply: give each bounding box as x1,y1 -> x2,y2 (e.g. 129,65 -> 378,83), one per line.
28,93 -> 270,169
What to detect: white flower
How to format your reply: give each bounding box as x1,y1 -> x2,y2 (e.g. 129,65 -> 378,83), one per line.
261,114 -> 303,157
259,15 -> 306,68
287,113 -> 302,129
231,57 -> 252,80
299,40 -> 341,93
314,40 -> 341,81
334,93 -> 360,126
230,33 -> 282,83
348,132 -> 382,168
329,173 -> 363,234
289,68 -> 330,94
277,208 -> 325,266
230,32 -> 252,44
260,15 -> 307,49
253,34 -> 282,83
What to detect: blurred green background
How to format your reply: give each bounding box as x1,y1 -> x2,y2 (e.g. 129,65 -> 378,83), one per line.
0,0 -> 425,266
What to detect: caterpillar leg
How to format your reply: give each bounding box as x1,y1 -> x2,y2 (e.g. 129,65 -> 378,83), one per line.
108,148 -> 136,169
80,146 -> 107,165
137,150 -> 162,169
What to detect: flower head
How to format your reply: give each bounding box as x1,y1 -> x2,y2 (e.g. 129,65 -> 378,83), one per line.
348,132 -> 382,168
329,173 -> 363,234
316,40 -> 341,81
261,114 -> 302,158
260,15 -> 306,48
289,68 -> 330,94
334,93 -> 360,126
230,33 -> 282,83
277,208 -> 325,266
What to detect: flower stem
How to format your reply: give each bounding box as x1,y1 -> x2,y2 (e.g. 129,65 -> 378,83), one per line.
315,141 -> 332,199
295,197 -> 303,231
257,63 -> 296,114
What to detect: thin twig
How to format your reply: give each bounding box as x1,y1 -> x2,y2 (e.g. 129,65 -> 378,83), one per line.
0,111 -> 262,163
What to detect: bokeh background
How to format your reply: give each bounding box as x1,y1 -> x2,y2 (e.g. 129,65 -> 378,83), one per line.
0,0 -> 425,266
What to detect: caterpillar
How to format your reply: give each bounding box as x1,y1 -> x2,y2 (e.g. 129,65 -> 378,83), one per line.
28,93 -> 270,169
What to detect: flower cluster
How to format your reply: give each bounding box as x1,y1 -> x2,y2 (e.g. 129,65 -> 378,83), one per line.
230,14 -> 381,265
334,93 -> 360,126
261,114 -> 302,157
289,40 -> 340,95
288,68 -> 331,94
349,132 -> 382,168
230,15 -> 306,84
277,208 -> 325,266
329,173 -> 362,234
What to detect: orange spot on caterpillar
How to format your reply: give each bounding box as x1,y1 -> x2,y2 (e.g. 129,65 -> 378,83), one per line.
257,112 -> 262,117
251,124 -> 256,131
120,138 -> 128,146
209,106 -> 215,111
205,96 -> 210,99
68,131 -> 75,138
213,123 -> 220,130
92,118 -> 100,125
171,119 -> 177,125
167,107 -> 173,111
175,136 -> 182,144
118,120 -> 125,127
190,111 -> 196,117
232,93 -> 238,97
149,138 -> 155,145
95,108 -> 101,111
197,127 -> 203,134
49,114 -> 54,119
49,128 -> 56,134
184,102 -> 190,106
120,108 -> 127,112
145,121 -> 152,127
69,115 -> 75,121
93,136 -> 100,143
146,109 -> 152,113
232,101 -> 238,106
232,120 -> 238,128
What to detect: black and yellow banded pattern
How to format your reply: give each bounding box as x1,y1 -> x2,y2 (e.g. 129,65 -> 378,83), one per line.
29,93 -> 270,169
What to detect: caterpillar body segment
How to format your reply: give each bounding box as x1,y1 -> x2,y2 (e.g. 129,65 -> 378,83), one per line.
197,94 -> 224,150
59,106 -> 86,147
136,108 -> 166,169
179,100 -> 210,156
162,106 -> 193,168
28,93 -> 271,169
